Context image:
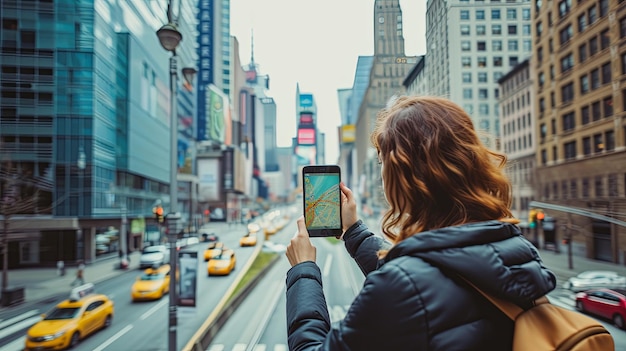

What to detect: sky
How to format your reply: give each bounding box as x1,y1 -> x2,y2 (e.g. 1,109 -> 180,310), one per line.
230,0 -> 427,164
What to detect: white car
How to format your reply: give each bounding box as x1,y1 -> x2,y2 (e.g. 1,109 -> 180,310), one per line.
563,270 -> 626,292
139,245 -> 170,269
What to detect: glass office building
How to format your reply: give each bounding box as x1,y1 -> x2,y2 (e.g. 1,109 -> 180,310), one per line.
0,0 -> 198,267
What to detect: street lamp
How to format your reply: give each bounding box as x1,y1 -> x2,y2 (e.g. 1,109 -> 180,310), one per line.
157,12 -> 196,351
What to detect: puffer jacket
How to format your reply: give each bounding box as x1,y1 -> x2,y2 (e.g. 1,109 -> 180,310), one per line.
286,220 -> 557,351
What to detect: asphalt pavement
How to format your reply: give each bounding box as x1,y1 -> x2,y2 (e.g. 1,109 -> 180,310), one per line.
2,218 -> 626,313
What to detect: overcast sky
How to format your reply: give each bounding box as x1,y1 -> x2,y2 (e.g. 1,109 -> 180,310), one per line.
230,0 -> 427,164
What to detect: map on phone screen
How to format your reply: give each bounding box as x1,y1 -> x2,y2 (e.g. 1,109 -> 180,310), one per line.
304,173 -> 341,230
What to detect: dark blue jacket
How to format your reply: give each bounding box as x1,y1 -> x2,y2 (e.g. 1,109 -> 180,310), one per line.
286,220 -> 556,351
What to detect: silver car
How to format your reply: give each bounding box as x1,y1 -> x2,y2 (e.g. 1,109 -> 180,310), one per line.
564,270 -> 626,292
139,245 -> 170,269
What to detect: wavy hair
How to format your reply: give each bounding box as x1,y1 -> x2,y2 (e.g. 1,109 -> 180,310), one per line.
371,95 -> 515,245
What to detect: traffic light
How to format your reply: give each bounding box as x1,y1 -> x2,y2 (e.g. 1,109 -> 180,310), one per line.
528,209 -> 537,229
153,205 -> 164,223
536,210 -> 545,224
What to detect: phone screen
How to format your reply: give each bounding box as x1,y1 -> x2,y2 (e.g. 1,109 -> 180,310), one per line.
303,165 -> 342,237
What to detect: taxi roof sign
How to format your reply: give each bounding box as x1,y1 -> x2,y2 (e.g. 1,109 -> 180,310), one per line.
69,283 -> 95,301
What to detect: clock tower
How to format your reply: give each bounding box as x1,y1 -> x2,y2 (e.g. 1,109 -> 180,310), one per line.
373,0 -> 405,57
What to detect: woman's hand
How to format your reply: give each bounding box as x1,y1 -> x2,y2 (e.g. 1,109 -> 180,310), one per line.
340,182 -> 358,232
286,216 -> 317,267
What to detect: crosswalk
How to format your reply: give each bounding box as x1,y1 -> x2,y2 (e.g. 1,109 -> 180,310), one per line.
0,309 -> 40,351
207,344 -> 288,351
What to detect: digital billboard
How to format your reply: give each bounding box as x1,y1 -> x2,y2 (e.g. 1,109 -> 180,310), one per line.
298,128 -> 316,145
299,113 -> 314,126
204,84 -> 227,143
299,94 -> 313,108
198,158 -> 220,201
341,124 -> 356,144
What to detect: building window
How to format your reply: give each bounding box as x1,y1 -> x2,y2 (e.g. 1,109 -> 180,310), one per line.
592,101 -> 601,121
561,82 -> 574,103
477,41 -> 487,51
589,36 -> 598,56
493,40 -> 502,51
622,52 -> 626,74
493,56 -> 503,67
595,176 -> 604,197
492,24 -> 502,35
578,14 -> 587,32
605,130 -> 615,151
620,16 -> 626,38
541,149 -> 547,165
523,39 -> 531,52
523,24 -> 531,35
479,104 -> 489,115
564,141 -> 576,160
477,25 -> 486,36
583,136 -> 591,155
581,105 -> 590,124
509,56 -> 519,67
594,133 -> 604,152
461,10 -> 470,20
507,8 -> 517,20
478,57 -> 487,67
562,112 -> 575,132
601,62 -> 611,84
476,9 -> 485,20
522,8 -> 531,20
590,68 -> 600,89
582,178 -> 590,198
580,75 -> 589,94
603,97 -> 613,117
600,29 -> 610,50
579,44 -> 587,63
589,6 -> 597,25
508,25 -> 517,35
492,9 -> 501,19
461,25 -> 470,36
462,57 -> 471,67
560,53 -> 574,72
536,21 -> 543,37
570,180 -> 578,199
599,0 -> 608,17
463,72 -> 472,83
508,40 -> 518,51
559,24 -> 573,44
461,40 -> 471,51
608,173 -> 618,197
478,72 -> 487,82
463,88 -> 473,99
562,181 -> 568,199
479,89 -> 488,99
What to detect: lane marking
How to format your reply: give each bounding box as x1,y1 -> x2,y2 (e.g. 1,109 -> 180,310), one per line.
92,324 -> 134,351
0,336 -> 25,351
206,345 -> 225,351
0,316 -> 41,340
233,344 -> 247,351
139,299 -> 168,320
0,310 -> 39,330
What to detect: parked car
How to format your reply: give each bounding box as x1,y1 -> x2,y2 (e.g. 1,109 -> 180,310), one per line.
576,288 -> 626,329
131,264 -> 171,302
207,249 -> 236,276
563,270 -> 626,292
139,245 -> 170,269
25,284 -> 114,351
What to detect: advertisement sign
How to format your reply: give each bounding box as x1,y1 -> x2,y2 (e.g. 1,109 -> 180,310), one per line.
298,128 -> 316,145
178,250 -> 198,307
299,94 -> 313,108
233,148 -> 247,193
196,0 -> 214,142
198,158 -> 220,201
299,113 -> 314,126
223,148 -> 234,191
205,84 -> 227,143
341,124 -> 356,144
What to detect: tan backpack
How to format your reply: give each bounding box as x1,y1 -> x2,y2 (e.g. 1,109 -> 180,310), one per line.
464,278 -> 615,351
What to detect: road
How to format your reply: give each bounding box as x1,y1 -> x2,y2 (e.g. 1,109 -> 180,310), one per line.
207,218 -> 626,351
0,222 -> 254,351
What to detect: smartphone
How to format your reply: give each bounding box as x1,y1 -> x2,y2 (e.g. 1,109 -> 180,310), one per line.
302,165 -> 342,237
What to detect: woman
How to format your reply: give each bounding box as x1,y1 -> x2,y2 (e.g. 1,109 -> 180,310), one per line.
285,96 -> 556,350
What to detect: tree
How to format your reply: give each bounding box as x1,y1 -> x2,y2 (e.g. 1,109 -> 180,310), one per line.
1,162 -> 40,292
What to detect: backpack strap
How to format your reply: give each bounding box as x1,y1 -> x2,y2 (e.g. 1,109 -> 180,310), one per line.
459,275 -> 547,321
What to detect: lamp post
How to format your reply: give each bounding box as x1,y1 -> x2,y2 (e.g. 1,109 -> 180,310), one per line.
157,8 -> 196,351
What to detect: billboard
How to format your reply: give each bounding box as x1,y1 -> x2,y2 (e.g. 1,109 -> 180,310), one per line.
198,158 -> 220,201
341,124 -> 356,144
299,113 -> 314,126
298,128 -> 316,145
203,84 -> 227,143
223,148 -> 234,191
299,94 -> 313,108
178,250 -> 198,307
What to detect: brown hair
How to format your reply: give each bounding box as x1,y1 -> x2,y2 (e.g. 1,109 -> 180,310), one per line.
371,95 -> 515,245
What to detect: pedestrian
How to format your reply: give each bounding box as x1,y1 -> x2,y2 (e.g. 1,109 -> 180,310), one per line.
284,95 -> 557,351
56,260 -> 65,276
71,260 -> 86,286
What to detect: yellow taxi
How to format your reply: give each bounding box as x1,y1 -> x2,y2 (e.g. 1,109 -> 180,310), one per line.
239,233 -> 258,247
131,264 -> 171,301
204,241 -> 224,261
25,284 -> 114,351
207,249 -> 236,276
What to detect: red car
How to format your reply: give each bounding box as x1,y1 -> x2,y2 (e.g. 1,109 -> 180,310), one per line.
575,288 -> 626,329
